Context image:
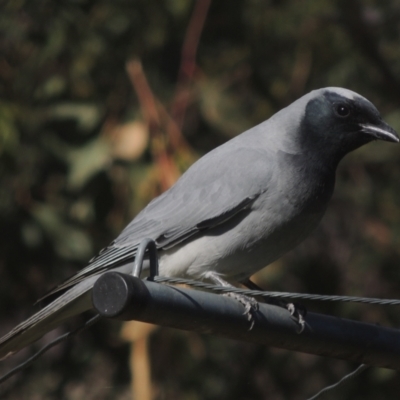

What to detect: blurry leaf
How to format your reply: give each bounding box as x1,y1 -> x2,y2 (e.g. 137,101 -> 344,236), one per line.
67,136 -> 112,189
143,13 -> 168,49
105,14 -> 130,35
39,20 -> 67,64
165,0 -> 191,17
111,121 -> 148,161
196,78 -> 251,137
21,222 -> 43,248
0,103 -> 18,155
47,103 -> 103,132
363,218 -> 391,248
371,367 -> 396,383
32,204 -> 93,260
34,75 -> 67,99
69,198 -> 95,224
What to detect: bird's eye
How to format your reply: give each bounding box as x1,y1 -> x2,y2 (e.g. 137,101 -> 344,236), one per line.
335,104 -> 350,118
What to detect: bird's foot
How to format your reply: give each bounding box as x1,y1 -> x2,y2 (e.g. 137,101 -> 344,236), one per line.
286,302 -> 307,333
242,279 -> 307,333
206,272 -> 259,330
225,292 -> 259,329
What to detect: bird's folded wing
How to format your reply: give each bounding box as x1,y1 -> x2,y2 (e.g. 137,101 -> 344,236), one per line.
44,146 -> 273,296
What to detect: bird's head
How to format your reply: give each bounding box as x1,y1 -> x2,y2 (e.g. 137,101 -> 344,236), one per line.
298,87 -> 398,163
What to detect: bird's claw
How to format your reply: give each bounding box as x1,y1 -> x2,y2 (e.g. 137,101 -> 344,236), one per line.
287,302 -> 307,334
206,273 -> 259,330
225,292 -> 259,330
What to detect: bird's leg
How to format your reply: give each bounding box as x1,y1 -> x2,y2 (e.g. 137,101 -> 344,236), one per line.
242,278 -> 307,334
206,272 -> 258,329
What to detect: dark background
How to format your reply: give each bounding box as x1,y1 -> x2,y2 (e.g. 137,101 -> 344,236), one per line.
1,0 -> 400,398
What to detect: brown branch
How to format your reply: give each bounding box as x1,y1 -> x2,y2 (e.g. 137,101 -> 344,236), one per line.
171,0 -> 212,128
126,59 -> 180,191
157,99 -> 191,152
178,0 -> 211,85
126,59 -> 160,128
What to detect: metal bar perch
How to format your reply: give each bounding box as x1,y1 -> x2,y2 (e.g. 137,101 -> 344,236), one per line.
92,271 -> 400,370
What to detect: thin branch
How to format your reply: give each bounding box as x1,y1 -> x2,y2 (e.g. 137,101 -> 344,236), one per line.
126,59 -> 180,190
126,59 -> 160,127
171,0 -> 212,128
178,0 -> 211,85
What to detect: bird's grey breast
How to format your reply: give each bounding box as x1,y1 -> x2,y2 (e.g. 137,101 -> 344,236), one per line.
159,150 -> 335,281
227,151 -> 335,277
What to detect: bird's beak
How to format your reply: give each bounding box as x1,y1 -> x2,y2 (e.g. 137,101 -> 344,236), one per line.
360,121 -> 399,143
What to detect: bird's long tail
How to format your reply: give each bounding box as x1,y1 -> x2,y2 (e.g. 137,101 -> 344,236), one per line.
0,274 -> 99,360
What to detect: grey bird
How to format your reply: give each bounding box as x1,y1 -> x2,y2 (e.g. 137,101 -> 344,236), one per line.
0,87 -> 398,360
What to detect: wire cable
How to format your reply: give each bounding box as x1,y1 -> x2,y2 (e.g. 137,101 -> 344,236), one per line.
0,314 -> 101,385
306,364 -> 369,400
153,276 -> 400,306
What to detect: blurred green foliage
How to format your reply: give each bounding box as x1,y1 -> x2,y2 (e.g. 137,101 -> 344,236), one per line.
1,0 -> 400,398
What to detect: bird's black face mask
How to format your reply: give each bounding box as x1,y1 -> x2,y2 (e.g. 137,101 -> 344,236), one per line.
299,90 -> 398,164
